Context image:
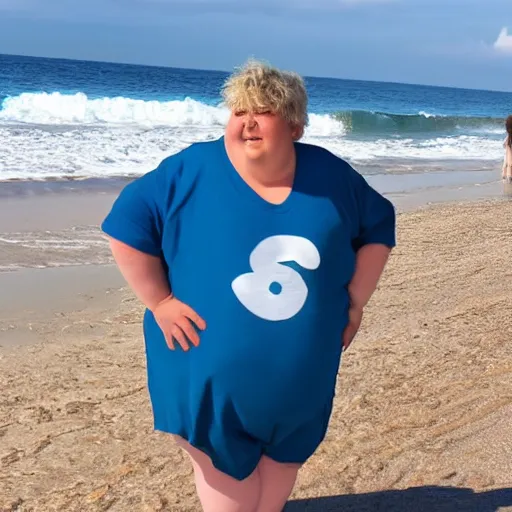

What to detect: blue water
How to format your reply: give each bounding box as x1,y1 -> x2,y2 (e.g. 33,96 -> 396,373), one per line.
0,53 -> 511,181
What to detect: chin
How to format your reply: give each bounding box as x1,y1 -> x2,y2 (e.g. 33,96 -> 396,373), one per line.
244,148 -> 265,159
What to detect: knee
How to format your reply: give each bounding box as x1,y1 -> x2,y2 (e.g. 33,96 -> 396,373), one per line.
176,438 -> 261,512
198,474 -> 261,512
202,498 -> 259,512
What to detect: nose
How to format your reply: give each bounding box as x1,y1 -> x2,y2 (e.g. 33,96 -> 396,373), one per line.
245,113 -> 256,128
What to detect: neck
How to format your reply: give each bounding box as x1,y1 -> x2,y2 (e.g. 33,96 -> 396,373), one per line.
246,157 -> 296,187
233,146 -> 297,188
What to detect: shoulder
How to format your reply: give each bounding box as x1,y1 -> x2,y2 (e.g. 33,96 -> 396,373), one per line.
295,141 -> 365,186
296,140 -> 343,162
295,141 -> 394,217
131,138 -> 219,193
111,138 -> 220,218
154,138 -> 219,180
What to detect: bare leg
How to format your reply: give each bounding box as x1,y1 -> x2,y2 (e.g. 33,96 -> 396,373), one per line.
175,437 -> 261,512
256,456 -> 300,512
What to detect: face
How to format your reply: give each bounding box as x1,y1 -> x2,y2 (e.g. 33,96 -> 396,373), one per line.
224,107 -> 302,163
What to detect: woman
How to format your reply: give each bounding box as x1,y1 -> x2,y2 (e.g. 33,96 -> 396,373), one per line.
102,59 -> 396,512
502,115 -> 512,183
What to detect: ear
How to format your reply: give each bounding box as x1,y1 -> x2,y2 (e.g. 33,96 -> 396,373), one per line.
291,123 -> 304,141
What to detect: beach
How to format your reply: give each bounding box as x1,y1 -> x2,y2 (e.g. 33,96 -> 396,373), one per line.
1,53 -> 512,512
1,186 -> 511,512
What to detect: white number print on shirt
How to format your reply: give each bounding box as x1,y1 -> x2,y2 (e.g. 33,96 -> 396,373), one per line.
231,235 -> 321,321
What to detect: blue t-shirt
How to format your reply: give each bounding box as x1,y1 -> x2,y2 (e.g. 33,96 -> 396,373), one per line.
102,136 -> 395,448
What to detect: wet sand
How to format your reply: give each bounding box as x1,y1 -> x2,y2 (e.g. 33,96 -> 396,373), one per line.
0,188 -> 512,511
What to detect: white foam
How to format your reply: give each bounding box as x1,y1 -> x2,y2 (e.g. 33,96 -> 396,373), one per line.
314,135 -> 503,162
418,110 -> 438,118
0,92 -> 349,136
0,125 -> 502,181
0,92 -> 504,181
0,92 -> 230,127
306,113 -> 346,137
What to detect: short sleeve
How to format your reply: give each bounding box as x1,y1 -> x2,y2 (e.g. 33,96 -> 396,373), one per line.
350,170 -> 396,252
101,161 -> 170,257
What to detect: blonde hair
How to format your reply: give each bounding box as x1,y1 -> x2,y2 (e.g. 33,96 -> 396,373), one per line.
221,59 -> 309,136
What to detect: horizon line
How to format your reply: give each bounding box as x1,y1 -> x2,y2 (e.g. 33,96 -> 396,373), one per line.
1,51 -> 512,96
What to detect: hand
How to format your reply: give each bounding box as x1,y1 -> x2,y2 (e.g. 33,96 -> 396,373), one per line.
153,295 -> 206,351
342,306 -> 363,350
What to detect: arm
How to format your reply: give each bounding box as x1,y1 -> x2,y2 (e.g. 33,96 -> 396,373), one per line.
343,168 -> 396,348
349,172 -> 395,309
343,244 -> 392,349
506,141 -> 508,167
107,236 -> 205,350
101,159 -> 205,351
503,139 -> 507,176
348,243 -> 392,311
101,164 -> 170,310
108,237 -> 171,312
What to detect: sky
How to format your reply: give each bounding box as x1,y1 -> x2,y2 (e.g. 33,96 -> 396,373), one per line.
0,0 -> 511,91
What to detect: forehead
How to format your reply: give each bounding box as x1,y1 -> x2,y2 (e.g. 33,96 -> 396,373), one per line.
230,110 -> 288,128
232,103 -> 276,115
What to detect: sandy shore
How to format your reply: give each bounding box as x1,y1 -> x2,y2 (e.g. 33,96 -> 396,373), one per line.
1,194 -> 512,511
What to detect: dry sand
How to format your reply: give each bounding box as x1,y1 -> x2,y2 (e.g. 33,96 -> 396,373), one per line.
1,197 -> 512,511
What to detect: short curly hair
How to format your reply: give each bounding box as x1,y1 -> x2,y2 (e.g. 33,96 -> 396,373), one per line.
221,58 -> 309,133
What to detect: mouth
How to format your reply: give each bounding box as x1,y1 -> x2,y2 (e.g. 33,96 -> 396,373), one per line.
243,137 -> 262,142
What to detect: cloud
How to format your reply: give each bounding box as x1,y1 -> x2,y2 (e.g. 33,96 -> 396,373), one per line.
494,27 -> 512,54
439,27 -> 512,61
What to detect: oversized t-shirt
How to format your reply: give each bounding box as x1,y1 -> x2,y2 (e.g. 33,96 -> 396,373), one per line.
102,136 -> 396,456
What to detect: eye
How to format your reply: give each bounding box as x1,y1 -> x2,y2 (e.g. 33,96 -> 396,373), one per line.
234,110 -> 246,117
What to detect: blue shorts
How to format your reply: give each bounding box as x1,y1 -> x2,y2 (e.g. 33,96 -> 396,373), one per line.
156,399 -> 334,481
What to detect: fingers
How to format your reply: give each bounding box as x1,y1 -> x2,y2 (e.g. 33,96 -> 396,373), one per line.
342,330 -> 352,350
342,322 -> 359,350
182,304 -> 206,331
154,298 -> 205,352
176,316 -> 200,347
162,317 -> 202,351
163,332 -> 175,351
343,307 -> 363,350
170,324 -> 190,352
343,334 -> 354,350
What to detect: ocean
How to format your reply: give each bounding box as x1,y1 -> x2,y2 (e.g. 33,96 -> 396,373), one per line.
1,53 -> 511,190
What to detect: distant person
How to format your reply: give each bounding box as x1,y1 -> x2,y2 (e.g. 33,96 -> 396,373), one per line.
503,115 -> 512,185
101,59 -> 396,512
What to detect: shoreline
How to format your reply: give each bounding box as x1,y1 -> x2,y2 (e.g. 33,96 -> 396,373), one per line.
1,170 -> 510,274
1,198 -> 511,511
0,166 -> 507,221
0,264 -> 126,349
0,161 -> 503,194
